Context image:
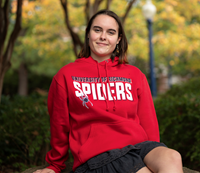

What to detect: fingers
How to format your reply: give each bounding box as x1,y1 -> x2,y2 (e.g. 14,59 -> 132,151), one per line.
33,170 -> 42,173
33,168 -> 55,173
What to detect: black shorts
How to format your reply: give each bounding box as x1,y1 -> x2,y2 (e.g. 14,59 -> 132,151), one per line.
71,141 -> 167,173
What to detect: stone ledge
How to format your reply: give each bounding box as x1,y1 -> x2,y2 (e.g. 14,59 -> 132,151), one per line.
22,162 -> 200,173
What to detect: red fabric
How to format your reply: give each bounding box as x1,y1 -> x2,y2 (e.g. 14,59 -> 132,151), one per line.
45,56 -> 160,172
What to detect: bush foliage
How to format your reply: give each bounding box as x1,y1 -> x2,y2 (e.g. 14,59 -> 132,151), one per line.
1,77 -> 200,171
154,77 -> 200,170
0,94 -> 50,171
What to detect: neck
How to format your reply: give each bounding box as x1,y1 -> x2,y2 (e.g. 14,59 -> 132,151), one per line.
90,53 -> 111,63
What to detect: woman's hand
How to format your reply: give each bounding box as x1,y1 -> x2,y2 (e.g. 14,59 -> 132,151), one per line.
33,168 -> 55,173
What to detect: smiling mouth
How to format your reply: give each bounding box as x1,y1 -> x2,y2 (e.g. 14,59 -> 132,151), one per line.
96,42 -> 108,46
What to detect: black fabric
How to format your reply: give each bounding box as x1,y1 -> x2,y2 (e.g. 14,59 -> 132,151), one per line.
71,141 -> 167,173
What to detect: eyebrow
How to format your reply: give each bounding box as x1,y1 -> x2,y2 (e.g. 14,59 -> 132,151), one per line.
93,26 -> 117,33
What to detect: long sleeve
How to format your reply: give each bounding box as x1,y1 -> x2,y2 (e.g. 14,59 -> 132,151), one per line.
46,77 -> 70,173
137,74 -> 160,142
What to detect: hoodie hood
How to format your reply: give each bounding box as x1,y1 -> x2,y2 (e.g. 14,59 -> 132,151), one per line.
75,56 -> 119,67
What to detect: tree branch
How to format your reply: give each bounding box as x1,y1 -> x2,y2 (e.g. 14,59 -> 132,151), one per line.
60,0 -> 83,57
121,0 -> 136,25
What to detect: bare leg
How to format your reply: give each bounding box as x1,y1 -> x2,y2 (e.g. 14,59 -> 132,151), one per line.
143,146 -> 183,173
136,167 -> 153,173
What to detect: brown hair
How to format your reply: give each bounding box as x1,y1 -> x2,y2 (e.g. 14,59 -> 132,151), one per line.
78,9 -> 128,64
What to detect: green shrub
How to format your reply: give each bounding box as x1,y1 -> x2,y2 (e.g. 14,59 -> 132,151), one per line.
154,77 -> 200,170
0,94 -> 50,172
3,69 -> 52,96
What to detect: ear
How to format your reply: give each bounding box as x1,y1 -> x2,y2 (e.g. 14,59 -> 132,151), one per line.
117,36 -> 121,44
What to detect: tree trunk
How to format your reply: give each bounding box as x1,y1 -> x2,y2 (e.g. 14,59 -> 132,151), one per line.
106,0 -> 112,10
0,0 -> 22,102
18,63 -> 28,96
0,68 -> 6,100
0,59 -> 11,101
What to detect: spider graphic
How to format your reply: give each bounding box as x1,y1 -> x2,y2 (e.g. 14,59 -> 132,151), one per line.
79,93 -> 93,109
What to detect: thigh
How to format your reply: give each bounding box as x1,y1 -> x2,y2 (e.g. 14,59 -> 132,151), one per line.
136,167 -> 153,173
135,141 -> 167,161
143,146 -> 167,171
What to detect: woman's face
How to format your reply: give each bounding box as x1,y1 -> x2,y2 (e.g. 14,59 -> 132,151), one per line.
88,14 -> 121,62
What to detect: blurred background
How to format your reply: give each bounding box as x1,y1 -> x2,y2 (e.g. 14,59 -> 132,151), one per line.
0,0 -> 200,172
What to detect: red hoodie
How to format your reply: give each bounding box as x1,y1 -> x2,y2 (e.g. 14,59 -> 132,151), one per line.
46,56 -> 160,173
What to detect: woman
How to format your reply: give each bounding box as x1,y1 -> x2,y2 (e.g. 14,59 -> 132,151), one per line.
34,10 -> 183,173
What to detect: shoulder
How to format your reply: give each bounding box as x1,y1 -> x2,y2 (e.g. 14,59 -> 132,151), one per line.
55,61 -> 79,76
125,64 -> 142,71
119,64 -> 147,86
51,62 -> 75,85
122,64 -> 145,76
56,58 -> 86,74
59,62 -> 77,72
53,59 -> 85,84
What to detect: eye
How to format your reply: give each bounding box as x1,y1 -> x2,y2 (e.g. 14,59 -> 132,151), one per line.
108,31 -> 115,35
108,30 -> 116,35
94,28 -> 101,32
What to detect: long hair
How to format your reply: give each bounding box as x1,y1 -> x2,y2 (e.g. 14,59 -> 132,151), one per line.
78,10 -> 128,64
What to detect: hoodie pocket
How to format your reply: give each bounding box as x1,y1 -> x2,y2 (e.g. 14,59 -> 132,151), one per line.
78,120 -> 148,164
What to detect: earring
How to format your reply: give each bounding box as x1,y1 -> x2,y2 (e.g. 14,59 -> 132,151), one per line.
116,44 -> 119,54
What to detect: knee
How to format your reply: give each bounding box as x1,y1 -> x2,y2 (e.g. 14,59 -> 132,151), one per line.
144,147 -> 183,173
165,149 -> 182,166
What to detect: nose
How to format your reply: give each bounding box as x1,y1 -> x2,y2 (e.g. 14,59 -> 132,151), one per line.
100,31 -> 106,40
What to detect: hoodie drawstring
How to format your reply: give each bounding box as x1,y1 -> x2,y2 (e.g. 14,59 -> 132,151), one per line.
97,62 -> 109,111
105,62 -> 116,111
96,61 -> 116,112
